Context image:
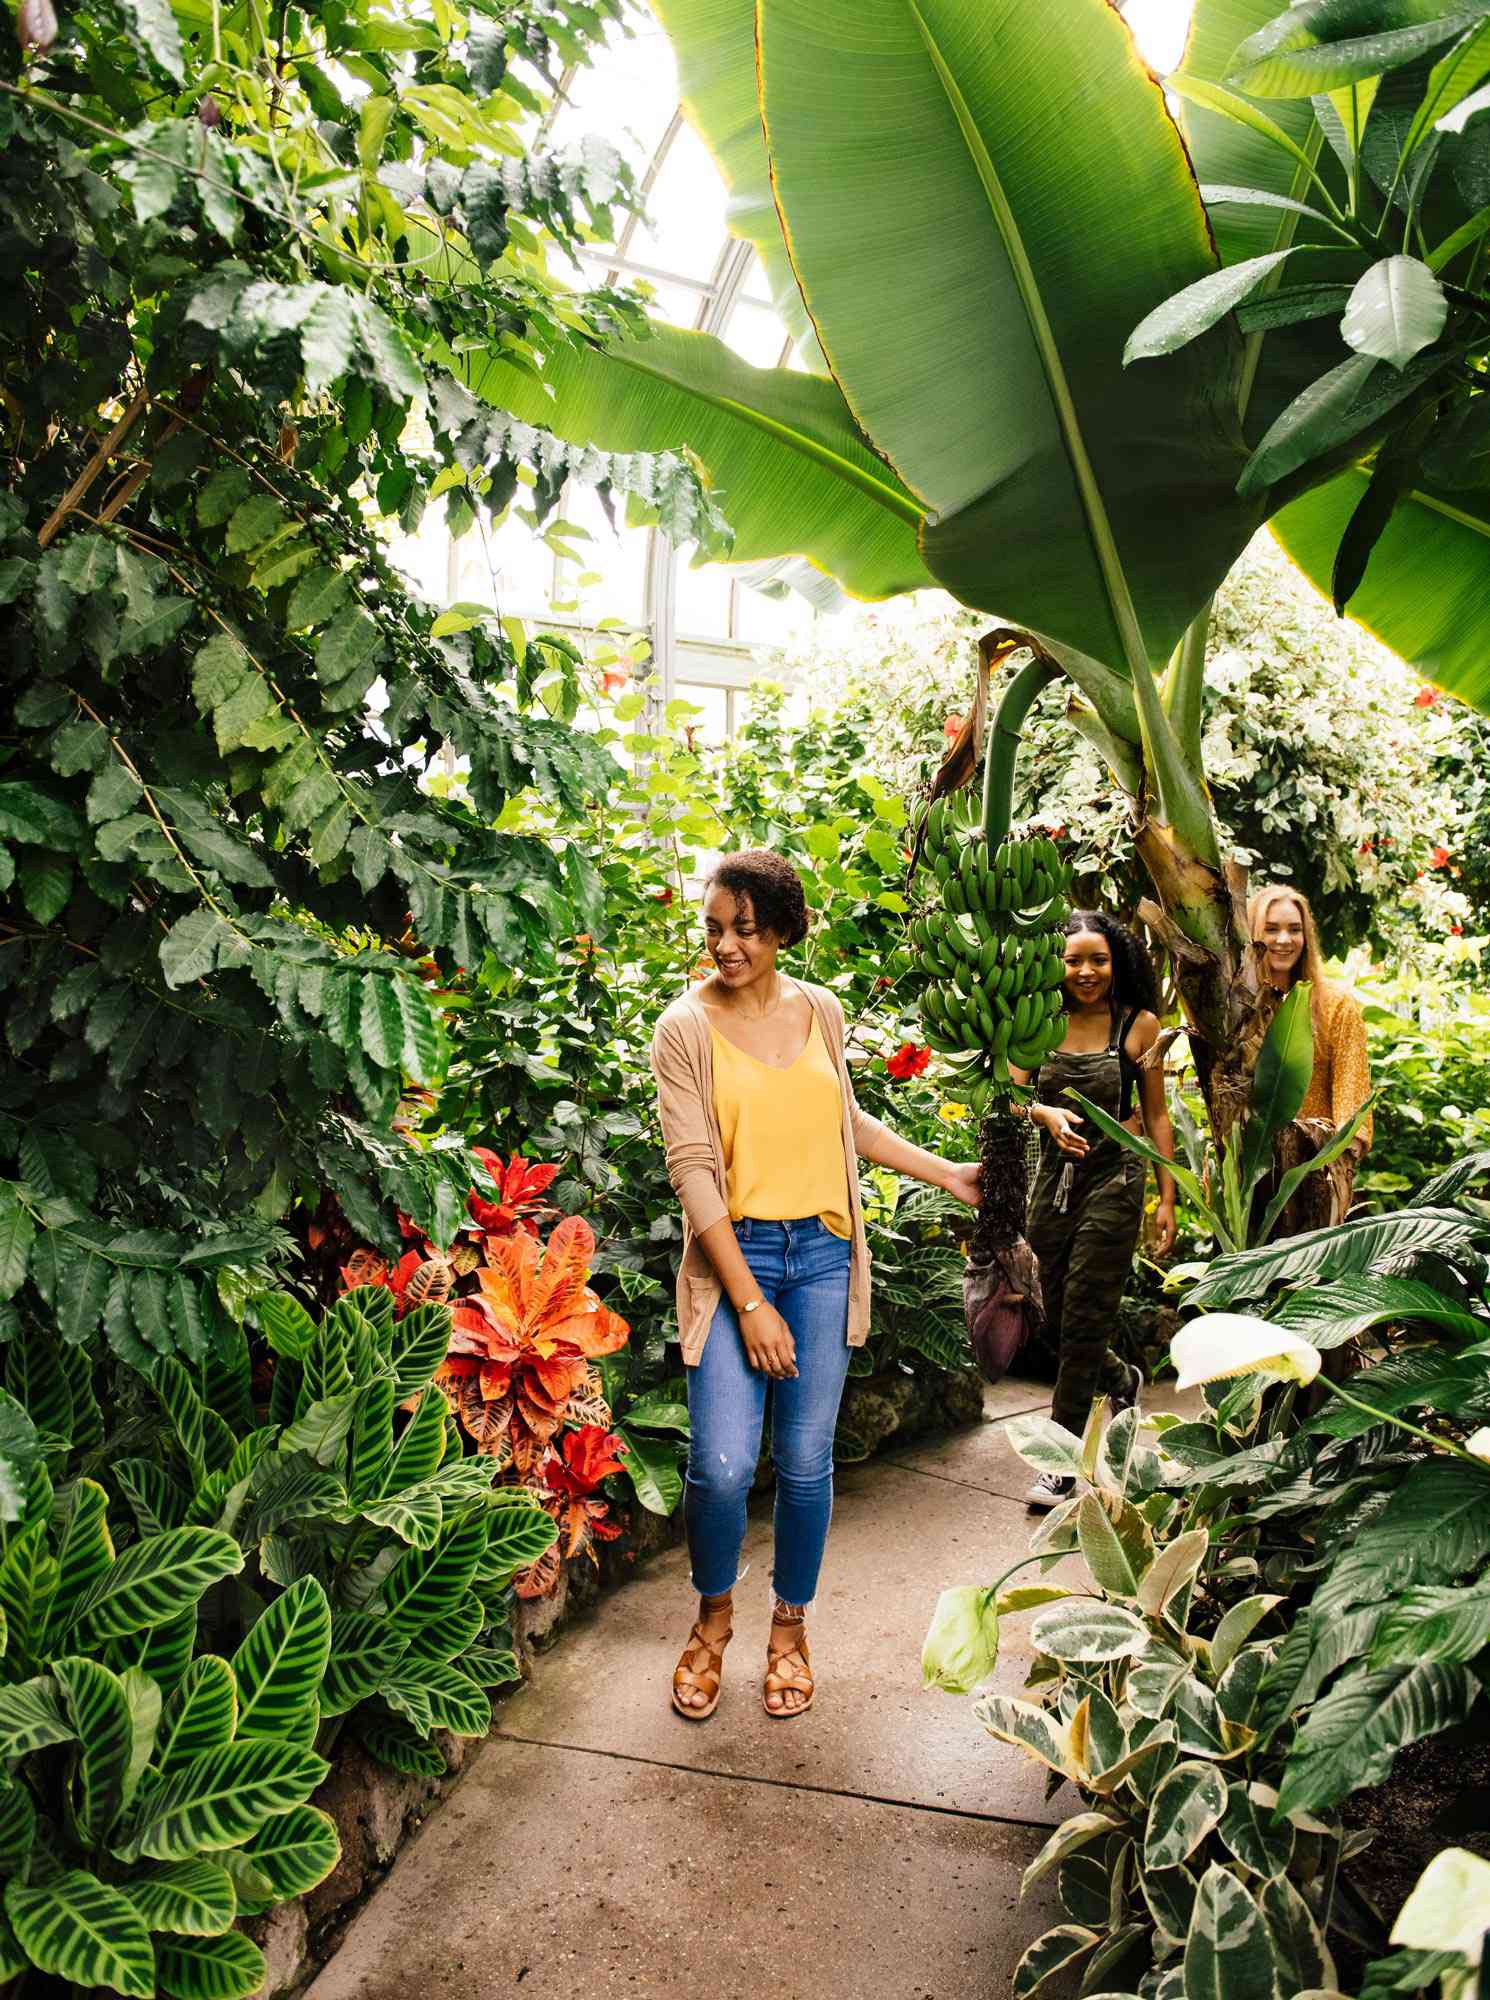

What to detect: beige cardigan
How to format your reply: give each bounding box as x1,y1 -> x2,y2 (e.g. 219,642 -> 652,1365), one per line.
649,981 -> 890,1365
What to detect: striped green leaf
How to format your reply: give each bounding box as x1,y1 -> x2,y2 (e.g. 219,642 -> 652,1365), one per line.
357,1711 -> 445,1777
320,1611 -> 410,1718
154,1357 -> 207,1482
55,1656 -> 135,1845
120,1666 -> 162,1813
0,1674 -> 73,1756
241,1804 -> 340,1899
105,1607 -> 197,1701
348,1374 -> 395,1503
120,1744 -> 330,1864
6,1324 -> 75,1443
385,1659 -> 489,1738
301,1315 -> 354,1407
0,1775 -> 36,1874
381,1507 -> 487,1632
241,1451 -> 347,1543
122,1859 -> 236,1936
476,1493 -> 558,1591
460,1645 -> 521,1689
404,1592 -> 484,1665
6,1867 -> 154,1998
119,1741 -> 330,1861
216,1848 -> 274,1913
258,1292 -> 317,1362
0,1910 -> 24,1982
115,1459 -> 190,1538
231,1577 -> 331,1742
223,1428 -> 281,1489
74,1528 -> 244,1641
0,1520 -> 58,1673
156,1657 -> 237,1775
389,1305 -> 454,1403
278,1392 -> 359,1467
48,1478 -> 115,1642
1371,1581 -> 1490,1667
381,1384 -> 447,1495
156,1930 -> 267,2000
360,1483 -> 443,1548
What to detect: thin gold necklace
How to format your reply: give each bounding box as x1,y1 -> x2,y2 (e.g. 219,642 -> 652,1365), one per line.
738,971 -> 787,1021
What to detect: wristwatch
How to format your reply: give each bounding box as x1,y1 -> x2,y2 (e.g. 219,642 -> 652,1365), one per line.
739,1297 -> 765,1315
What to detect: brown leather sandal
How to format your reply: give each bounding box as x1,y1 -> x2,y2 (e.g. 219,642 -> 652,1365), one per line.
764,1611 -> 814,1718
671,1621 -> 732,1721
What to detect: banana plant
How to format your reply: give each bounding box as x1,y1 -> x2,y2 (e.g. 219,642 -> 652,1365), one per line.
1153,0 -> 1490,717
459,0 -> 1490,1156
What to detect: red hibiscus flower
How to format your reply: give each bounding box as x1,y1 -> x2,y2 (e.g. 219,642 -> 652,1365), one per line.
886,1042 -> 931,1081
1415,687 -> 1441,707
1431,846 -> 1451,868
943,713 -> 963,747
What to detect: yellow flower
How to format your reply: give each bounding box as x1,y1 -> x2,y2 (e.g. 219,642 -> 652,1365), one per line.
939,1101 -> 969,1123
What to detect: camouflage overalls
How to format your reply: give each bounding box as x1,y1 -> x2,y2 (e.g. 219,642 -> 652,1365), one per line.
1028,1010 -> 1145,1435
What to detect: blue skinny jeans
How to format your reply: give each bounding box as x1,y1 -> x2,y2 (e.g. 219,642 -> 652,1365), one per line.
684,1217 -> 853,1605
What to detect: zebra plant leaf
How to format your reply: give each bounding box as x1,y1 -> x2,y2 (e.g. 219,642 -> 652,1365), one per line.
72,1528 -> 244,1641
389,1303 -> 455,1402
0,1776 -> 36,1876
5,1867 -> 155,1998
231,1576 -> 331,1741
359,1482 -> 444,1549
155,1929 -> 267,2000
348,1374 -> 395,1504
119,1665 -> 162,1814
379,1387 -> 448,1498
155,1658 -> 238,1776
122,1859 -> 237,1937
116,1740 -> 330,1861
403,1590 -> 484,1665
381,1658 -> 489,1737
0,1674 -> 74,1757
320,1611 -> 410,1718
240,1804 -> 340,1900
380,1505 -> 488,1631
47,1477 -> 114,1642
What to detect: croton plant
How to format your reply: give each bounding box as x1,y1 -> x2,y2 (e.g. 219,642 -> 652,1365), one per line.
337,1153 -> 632,1597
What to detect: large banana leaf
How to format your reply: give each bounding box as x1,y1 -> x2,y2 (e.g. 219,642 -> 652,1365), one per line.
647,0 -> 823,365
752,0 -> 1259,676
462,325 -> 933,601
1271,469 -> 1490,712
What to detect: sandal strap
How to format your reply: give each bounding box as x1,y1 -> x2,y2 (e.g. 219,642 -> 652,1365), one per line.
674,1622 -> 731,1693
765,1626 -> 813,1695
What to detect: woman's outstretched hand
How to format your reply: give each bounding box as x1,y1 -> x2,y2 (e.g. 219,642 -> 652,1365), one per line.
943,1161 -> 983,1208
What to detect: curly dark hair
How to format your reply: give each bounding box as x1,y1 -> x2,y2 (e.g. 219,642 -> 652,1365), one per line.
704,849 -> 811,948
1065,909 -> 1159,1015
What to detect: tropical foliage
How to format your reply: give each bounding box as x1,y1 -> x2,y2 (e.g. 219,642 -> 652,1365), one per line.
924,1149 -> 1490,1996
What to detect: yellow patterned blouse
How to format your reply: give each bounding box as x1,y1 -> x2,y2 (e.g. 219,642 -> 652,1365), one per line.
1298,981 -> 1373,1149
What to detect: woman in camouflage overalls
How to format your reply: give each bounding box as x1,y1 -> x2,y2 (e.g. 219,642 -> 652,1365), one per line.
1010,912 -> 1177,1509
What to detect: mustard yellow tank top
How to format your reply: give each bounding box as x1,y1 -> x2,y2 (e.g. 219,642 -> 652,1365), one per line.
710,1016 -> 851,1239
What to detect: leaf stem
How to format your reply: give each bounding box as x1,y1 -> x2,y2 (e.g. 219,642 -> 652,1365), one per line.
1318,1379 -> 1484,1465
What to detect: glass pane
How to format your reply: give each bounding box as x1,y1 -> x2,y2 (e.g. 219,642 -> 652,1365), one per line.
721,299 -> 794,367
625,123 -> 729,286
733,581 -> 821,647
545,20 -> 679,168
675,559 -> 735,638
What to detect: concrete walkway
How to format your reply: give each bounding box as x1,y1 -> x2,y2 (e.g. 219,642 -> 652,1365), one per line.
307,1377 -> 1149,2000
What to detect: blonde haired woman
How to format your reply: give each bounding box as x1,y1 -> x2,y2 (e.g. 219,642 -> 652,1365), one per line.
1248,883 -> 1372,1220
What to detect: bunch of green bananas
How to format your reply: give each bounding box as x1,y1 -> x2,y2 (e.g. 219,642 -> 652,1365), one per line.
913,799 -> 1074,1072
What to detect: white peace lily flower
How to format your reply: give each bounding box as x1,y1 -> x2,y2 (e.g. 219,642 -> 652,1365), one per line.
1170,1313 -> 1322,1392
1464,1427 -> 1490,1462
1390,1847 -> 1490,1961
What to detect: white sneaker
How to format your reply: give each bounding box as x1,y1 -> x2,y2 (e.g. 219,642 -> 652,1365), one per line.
1027,1471 -> 1075,1510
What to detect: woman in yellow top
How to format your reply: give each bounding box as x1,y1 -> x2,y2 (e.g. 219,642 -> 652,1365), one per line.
651,850 -> 980,1722
1249,883 -> 1373,1214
